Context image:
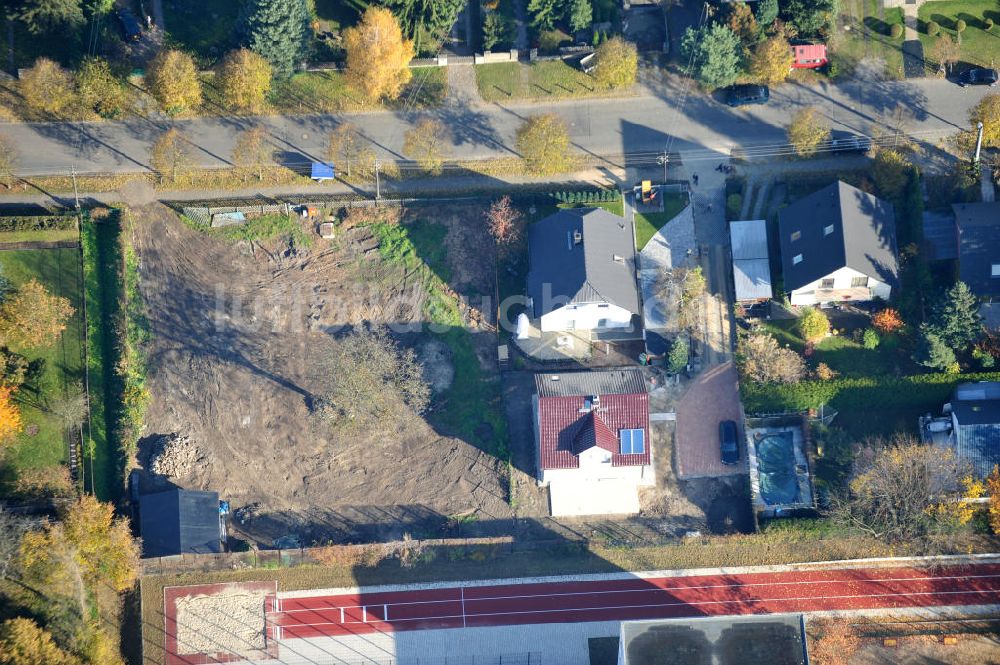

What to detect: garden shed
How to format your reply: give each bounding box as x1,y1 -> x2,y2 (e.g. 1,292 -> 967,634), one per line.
139,488 -> 225,557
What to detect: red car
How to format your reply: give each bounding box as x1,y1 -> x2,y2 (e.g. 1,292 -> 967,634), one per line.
791,44 -> 828,69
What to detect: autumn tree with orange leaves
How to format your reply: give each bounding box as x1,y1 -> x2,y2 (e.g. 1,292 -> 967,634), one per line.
0,386 -> 22,446
343,7 -> 414,102
872,307 -> 904,334
987,465 -> 1000,535
0,279 -> 73,351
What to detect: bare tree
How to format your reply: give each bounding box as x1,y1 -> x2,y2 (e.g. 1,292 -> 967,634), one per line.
149,128 -> 194,184
48,387 -> 87,431
0,507 -> 26,580
316,326 -> 430,429
327,123 -> 371,179
485,196 -> 524,253
737,331 -> 806,384
232,126 -> 274,183
829,436 -> 969,543
402,118 -> 450,176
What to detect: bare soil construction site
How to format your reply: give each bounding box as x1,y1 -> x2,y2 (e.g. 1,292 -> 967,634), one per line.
132,203 -> 514,546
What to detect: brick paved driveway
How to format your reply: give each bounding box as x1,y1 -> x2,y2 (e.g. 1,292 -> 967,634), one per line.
675,362 -> 745,479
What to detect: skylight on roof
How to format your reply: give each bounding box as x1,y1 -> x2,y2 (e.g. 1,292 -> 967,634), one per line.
619,429 -> 645,455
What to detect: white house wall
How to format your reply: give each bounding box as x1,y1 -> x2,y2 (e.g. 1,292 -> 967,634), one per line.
789,266 -> 890,306
541,463 -> 652,485
538,302 -> 633,333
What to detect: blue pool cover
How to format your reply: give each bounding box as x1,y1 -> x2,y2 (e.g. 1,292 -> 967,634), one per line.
756,431 -> 799,505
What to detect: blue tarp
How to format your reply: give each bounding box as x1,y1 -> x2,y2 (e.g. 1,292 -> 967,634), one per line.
311,161 -> 336,180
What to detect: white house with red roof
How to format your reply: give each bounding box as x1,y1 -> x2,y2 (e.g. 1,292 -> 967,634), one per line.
532,369 -> 654,517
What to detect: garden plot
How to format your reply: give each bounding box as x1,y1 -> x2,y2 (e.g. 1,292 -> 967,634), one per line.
132,203 -> 511,546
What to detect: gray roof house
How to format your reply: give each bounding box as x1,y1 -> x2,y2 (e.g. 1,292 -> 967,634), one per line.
139,488 -> 223,557
778,181 -> 898,306
955,202 -> 1000,299
947,382 -> 1000,478
526,208 -> 640,332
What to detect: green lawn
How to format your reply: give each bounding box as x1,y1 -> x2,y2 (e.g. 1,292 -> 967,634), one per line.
163,0 -> 241,65
761,319 -> 910,378
634,194 -> 688,250
919,0 -> 1000,68
81,220 -> 120,501
476,61 -> 622,102
0,248 -> 84,489
0,229 -> 79,244
832,0 -> 906,79
558,199 -> 625,217
267,67 -> 447,114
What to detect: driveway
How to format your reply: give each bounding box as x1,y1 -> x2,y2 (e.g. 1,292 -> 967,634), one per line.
674,362 -> 745,479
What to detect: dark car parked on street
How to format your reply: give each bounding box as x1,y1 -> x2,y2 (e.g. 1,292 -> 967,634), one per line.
724,84 -> 769,107
959,68 -> 998,87
117,8 -> 142,42
719,420 -> 740,465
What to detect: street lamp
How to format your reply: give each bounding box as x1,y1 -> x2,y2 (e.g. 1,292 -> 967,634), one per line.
374,158 -> 382,200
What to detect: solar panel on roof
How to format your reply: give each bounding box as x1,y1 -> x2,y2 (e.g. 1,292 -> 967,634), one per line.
619,428 -> 645,454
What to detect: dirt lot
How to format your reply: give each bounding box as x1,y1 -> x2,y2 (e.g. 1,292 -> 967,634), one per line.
132,202 -> 513,545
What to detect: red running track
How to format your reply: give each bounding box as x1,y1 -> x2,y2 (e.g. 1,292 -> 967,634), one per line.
270,564 -> 1000,640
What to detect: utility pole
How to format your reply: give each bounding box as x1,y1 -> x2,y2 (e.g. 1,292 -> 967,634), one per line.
71,165 -> 80,212
374,158 -> 381,201
975,121 -> 985,166
657,149 -> 669,184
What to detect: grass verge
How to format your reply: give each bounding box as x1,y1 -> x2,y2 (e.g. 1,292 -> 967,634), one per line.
0,228 -> 79,244
476,61 -> 628,102
634,194 -> 688,250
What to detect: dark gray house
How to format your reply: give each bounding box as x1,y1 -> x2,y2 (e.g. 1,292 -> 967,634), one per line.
778,181 -> 898,306
955,202 -> 1000,300
526,208 -> 640,333
139,488 -> 224,557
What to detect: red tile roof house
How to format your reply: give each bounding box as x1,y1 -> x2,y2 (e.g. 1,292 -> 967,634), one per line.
532,369 -> 654,517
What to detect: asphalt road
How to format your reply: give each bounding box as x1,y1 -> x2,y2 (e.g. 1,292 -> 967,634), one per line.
3,75 -> 993,177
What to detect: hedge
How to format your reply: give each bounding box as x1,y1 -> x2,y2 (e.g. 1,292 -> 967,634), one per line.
741,371 -> 1000,414
0,216 -> 77,232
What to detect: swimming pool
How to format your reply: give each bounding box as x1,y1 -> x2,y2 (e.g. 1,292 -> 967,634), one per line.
755,431 -> 800,506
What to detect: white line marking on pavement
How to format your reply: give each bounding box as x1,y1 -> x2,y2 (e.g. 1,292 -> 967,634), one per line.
286,588 -> 1000,630
279,573 -> 1000,614
461,587 -> 467,628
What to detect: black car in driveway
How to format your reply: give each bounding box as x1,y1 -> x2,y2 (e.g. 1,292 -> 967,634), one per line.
724,84 -> 769,107
719,420 -> 740,465
117,8 -> 142,42
959,68 -> 999,87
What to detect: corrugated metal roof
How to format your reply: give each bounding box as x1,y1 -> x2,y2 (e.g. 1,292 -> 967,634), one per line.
733,258 -> 773,302
526,208 -> 640,318
535,369 -> 647,397
730,220 -> 768,260
537,393 -> 650,470
954,424 -> 1000,479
